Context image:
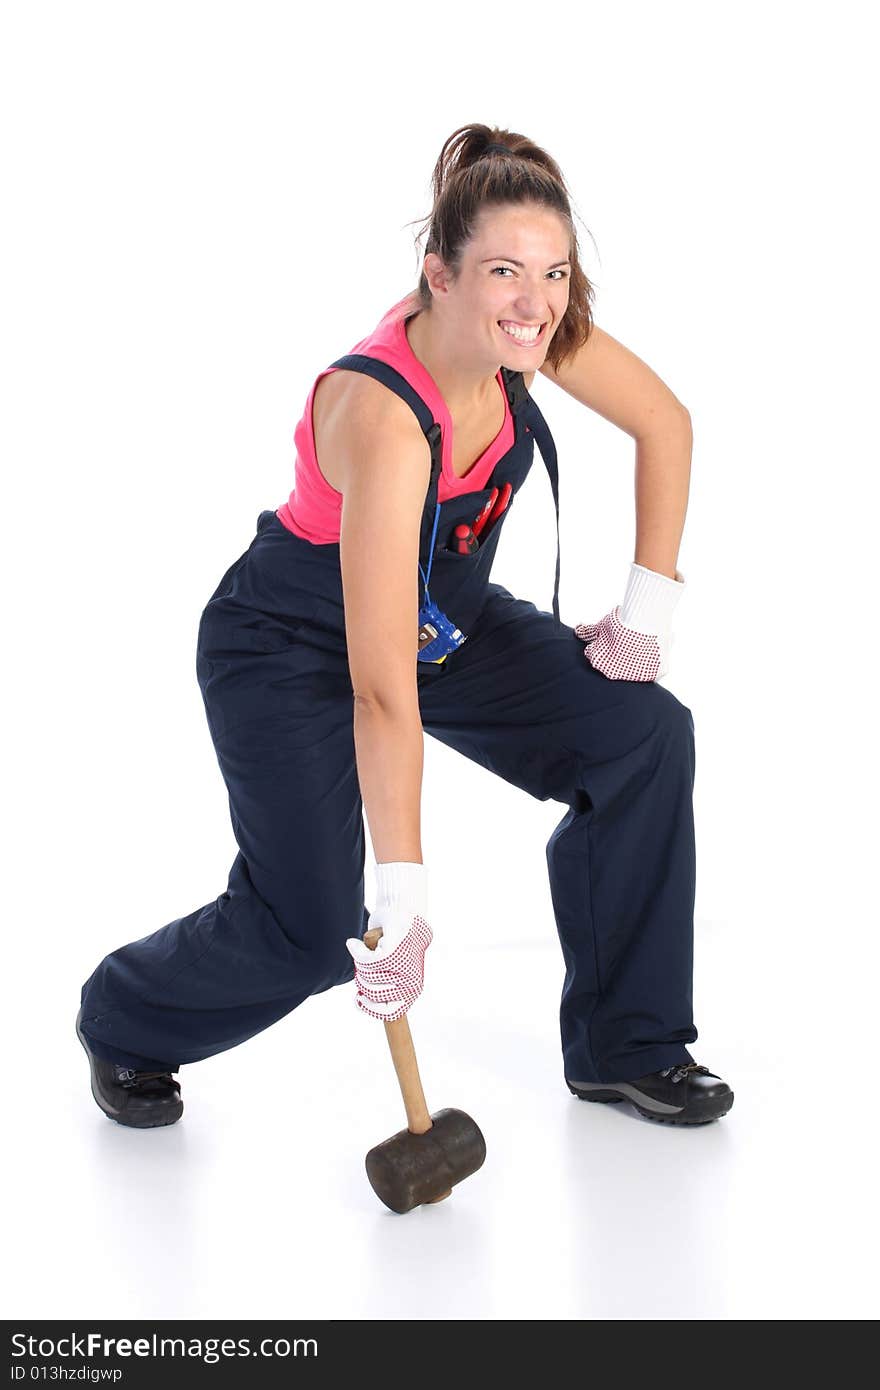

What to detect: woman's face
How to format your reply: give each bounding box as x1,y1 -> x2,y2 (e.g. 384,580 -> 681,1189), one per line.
429,202 -> 572,370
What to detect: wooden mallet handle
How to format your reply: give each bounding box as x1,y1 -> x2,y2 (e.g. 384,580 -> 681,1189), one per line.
363,925 -> 451,1202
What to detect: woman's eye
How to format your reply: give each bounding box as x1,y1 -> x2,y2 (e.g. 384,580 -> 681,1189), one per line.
491,266 -> 570,279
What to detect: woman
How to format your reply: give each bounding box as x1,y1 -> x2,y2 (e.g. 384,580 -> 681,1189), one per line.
77,123 -> 733,1130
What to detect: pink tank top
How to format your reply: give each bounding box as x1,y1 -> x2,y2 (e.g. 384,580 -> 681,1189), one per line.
276,290 -> 515,544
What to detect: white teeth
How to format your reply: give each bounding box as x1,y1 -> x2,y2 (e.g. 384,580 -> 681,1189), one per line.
499,321 -> 543,343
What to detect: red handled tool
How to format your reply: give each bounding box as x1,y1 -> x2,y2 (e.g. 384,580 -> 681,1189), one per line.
478,482 -> 513,542
472,488 -> 499,538
451,524 -> 479,555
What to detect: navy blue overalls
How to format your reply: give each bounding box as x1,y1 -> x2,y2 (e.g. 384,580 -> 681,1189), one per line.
79,352 -> 699,1086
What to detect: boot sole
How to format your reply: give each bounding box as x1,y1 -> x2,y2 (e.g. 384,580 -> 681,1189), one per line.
76,1006 -> 183,1129
567,1081 -> 733,1125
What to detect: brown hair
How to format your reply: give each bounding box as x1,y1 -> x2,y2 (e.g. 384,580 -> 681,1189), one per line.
406,123 -> 596,374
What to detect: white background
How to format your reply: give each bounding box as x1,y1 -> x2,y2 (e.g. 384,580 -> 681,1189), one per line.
3,0 -> 877,1321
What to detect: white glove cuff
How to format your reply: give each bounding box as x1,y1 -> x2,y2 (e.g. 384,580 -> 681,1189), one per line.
619,562 -> 685,633
374,862 -> 429,920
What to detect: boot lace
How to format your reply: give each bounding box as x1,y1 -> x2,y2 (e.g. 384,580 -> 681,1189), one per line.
660,1063 -> 710,1085
116,1067 -> 177,1091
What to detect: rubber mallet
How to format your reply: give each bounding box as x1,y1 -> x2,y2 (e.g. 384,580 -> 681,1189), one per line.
362,926 -> 486,1215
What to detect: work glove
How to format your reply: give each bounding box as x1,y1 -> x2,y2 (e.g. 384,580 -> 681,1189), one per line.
345,862 -> 433,1022
575,563 -> 685,682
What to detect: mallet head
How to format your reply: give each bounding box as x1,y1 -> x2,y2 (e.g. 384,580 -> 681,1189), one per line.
365,1107 -> 486,1214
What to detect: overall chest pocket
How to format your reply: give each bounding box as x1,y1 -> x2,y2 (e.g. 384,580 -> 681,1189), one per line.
435,469 -> 523,551
422,524 -> 504,648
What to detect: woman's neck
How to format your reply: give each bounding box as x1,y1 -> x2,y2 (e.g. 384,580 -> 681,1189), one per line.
404,307 -> 498,416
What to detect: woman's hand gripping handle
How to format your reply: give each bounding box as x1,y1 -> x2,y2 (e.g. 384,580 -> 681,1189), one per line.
345,862 -> 433,1021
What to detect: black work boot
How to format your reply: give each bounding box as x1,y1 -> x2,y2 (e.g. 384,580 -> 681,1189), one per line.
76,1006 -> 183,1128
567,1062 -> 733,1125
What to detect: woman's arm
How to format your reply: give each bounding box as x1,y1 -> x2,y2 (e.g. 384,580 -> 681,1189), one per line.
531,326 -> 693,579
330,376 -> 432,864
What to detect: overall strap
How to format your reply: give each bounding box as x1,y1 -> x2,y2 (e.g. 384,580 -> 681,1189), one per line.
327,354 -> 443,570
510,374 -> 561,625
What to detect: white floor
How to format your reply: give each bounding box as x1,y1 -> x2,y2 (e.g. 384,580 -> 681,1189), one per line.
14,920 -> 875,1321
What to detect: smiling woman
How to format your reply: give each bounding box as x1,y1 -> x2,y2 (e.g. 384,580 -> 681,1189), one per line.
77,121 -> 731,1147
406,126 -> 596,380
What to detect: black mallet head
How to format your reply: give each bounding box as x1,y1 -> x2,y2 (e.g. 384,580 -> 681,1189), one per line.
365,1107 -> 486,1215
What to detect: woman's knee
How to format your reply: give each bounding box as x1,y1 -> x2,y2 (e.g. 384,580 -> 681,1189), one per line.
651,683 -> 694,744
582,679 -> 694,787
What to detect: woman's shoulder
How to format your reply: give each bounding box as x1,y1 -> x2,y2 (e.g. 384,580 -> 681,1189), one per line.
312,367 -> 426,495
314,364 -> 422,433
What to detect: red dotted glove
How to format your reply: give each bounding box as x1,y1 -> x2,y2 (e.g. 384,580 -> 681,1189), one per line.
345,863 -> 433,1022
345,914 -> 433,1021
576,564 -> 685,682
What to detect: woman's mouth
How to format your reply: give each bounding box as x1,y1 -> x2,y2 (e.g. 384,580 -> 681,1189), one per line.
498,319 -> 547,347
